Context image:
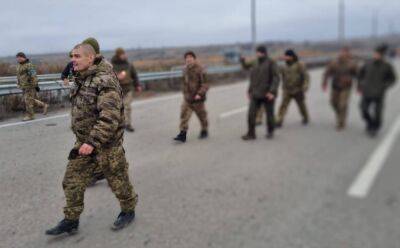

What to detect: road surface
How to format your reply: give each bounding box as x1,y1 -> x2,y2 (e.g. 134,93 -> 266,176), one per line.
1,61 -> 400,248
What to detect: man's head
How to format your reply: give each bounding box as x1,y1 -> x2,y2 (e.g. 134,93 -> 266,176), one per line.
339,46 -> 351,60
115,47 -> 127,61
373,44 -> 388,60
82,37 -> 100,55
256,45 -> 267,59
71,44 -> 96,72
283,49 -> 298,62
16,52 -> 27,63
184,51 -> 196,65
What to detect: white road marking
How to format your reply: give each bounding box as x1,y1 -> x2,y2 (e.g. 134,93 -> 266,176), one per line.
347,115 -> 400,198
219,106 -> 248,119
0,82 -> 247,129
0,114 -> 70,129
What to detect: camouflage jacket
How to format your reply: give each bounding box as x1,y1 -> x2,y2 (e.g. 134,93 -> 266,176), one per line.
241,57 -> 280,98
16,59 -> 38,90
182,62 -> 208,103
70,58 -> 125,150
323,58 -> 358,90
111,56 -> 140,95
280,61 -> 310,94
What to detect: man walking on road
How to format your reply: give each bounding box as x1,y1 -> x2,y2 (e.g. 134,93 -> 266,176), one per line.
276,49 -> 310,127
358,44 -> 397,137
240,45 -> 280,140
174,51 -> 209,143
322,47 -> 358,131
16,52 -> 48,121
46,43 -> 138,235
111,47 -> 142,132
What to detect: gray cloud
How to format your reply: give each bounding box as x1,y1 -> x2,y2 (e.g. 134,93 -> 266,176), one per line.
1,0 -> 399,56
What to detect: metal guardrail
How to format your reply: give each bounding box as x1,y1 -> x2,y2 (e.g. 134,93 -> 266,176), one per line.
0,65 -> 244,96
0,57 -> 332,96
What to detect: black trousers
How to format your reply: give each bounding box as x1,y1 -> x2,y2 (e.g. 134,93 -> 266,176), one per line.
360,96 -> 384,131
248,97 -> 275,135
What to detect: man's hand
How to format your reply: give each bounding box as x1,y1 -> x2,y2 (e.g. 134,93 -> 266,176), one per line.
322,83 -> 328,92
79,143 -> 94,156
135,85 -> 142,93
117,71 -> 127,81
194,94 -> 202,101
266,92 -> 275,101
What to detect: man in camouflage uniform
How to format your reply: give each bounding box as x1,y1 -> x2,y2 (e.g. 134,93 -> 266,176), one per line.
16,52 -> 48,121
111,47 -> 142,132
322,47 -> 358,131
174,51 -> 209,143
46,43 -> 138,236
240,45 -> 280,140
276,49 -> 310,127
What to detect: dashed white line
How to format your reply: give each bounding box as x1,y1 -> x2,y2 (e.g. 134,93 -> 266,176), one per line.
347,115 -> 400,198
219,106 -> 248,119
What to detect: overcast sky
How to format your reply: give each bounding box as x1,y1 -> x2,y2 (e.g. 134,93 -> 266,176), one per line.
1,0 -> 399,56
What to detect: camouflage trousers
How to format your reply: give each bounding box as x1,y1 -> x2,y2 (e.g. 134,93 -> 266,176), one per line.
276,91 -> 309,125
22,88 -> 46,118
123,91 -> 134,127
330,88 -> 351,127
179,101 -> 208,131
63,143 -> 138,220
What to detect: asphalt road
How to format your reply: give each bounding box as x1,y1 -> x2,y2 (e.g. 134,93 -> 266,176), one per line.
1,60 -> 400,248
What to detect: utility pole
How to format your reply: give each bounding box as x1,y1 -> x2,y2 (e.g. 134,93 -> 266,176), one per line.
371,10 -> 379,39
251,0 -> 257,52
338,0 -> 345,44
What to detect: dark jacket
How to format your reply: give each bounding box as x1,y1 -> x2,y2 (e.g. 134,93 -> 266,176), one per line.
358,59 -> 397,98
241,57 -> 280,99
61,62 -> 74,80
111,56 -> 140,95
182,62 -> 208,103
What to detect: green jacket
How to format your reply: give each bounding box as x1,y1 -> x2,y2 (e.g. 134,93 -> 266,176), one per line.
241,57 -> 280,99
280,61 -> 309,94
358,59 -> 397,98
71,57 -> 125,150
16,59 -> 38,90
111,56 -> 140,95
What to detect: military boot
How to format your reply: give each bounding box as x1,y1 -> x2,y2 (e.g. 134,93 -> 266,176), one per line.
125,124 -> 135,132
198,130 -> 208,139
22,115 -> 34,121
45,219 -> 79,236
241,130 -> 256,141
266,133 -> 274,139
173,131 -> 187,143
111,211 -> 135,231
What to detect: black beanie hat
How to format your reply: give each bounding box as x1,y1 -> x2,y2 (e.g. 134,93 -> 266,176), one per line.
285,49 -> 296,57
256,45 -> 267,55
16,52 -> 27,58
375,44 -> 388,55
